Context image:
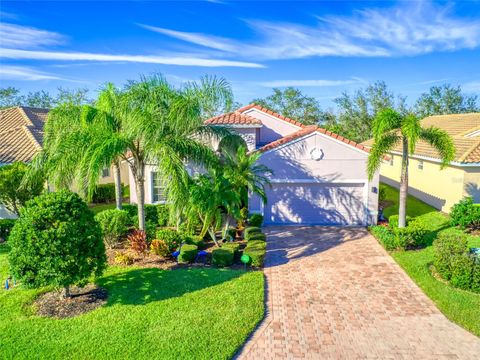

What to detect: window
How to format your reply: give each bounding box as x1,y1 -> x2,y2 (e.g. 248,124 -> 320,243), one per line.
101,168 -> 110,178
151,172 -> 166,203
418,160 -> 424,170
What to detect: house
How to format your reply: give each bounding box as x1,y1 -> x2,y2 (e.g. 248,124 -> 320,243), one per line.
130,104 -> 379,226
0,106 -> 130,218
362,113 -> 480,212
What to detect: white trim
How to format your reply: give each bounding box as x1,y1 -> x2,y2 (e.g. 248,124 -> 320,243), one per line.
362,180 -> 369,226
242,108 -> 302,129
261,132 -> 316,155
465,129 -> 480,138
210,124 -> 262,129
388,151 -> 480,167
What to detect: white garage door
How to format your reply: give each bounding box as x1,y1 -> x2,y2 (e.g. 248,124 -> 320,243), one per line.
263,182 -> 366,225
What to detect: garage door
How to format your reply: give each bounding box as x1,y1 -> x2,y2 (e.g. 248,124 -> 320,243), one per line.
263,182 -> 366,225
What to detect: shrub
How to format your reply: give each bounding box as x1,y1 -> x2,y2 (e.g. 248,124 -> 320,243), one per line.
244,240 -> 267,267
122,204 -> 138,225
393,219 -> 428,249
8,190 -> 106,295
95,209 -> 129,248
370,225 -> 397,251
150,239 -> 170,257
212,248 -> 234,267
378,184 -> 387,202
433,232 -> 469,280
388,215 -> 412,230
472,261 -> 480,293
184,235 -> 205,249
449,255 -> 474,290
92,183 -> 116,203
244,226 -> 261,240
222,242 -> 241,261
248,214 -> 263,227
157,204 -> 171,227
156,229 -> 182,253
128,230 -> 148,256
0,219 -> 15,241
450,197 -> 480,229
178,244 -> 198,264
114,251 -> 134,265
248,233 -> 266,242
145,221 -> 157,242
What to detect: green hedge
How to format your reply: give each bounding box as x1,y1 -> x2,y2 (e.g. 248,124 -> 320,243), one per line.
371,218 -> 428,251
370,225 -> 397,250
184,235 -> 205,250
156,229 -> 182,253
122,204 -> 171,227
244,240 -> 267,267
248,214 -> 263,227
0,219 -> 16,241
212,248 -> 234,267
95,209 -> 129,248
433,232 -> 479,293
248,233 -> 266,242
222,242 -> 241,261
92,184 -> 116,203
450,197 -> 480,229
178,244 -> 198,264
244,226 -> 261,240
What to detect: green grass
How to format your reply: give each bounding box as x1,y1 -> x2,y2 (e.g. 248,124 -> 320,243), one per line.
381,183 -> 437,218
378,183 -> 480,336
89,203 -> 129,215
0,245 -> 264,359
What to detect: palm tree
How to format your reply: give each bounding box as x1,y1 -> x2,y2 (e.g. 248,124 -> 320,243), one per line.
223,145 -> 273,207
367,108 -> 455,228
30,74 -> 233,231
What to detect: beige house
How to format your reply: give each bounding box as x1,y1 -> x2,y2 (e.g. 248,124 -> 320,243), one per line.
0,106 -> 129,217
363,113 -> 480,213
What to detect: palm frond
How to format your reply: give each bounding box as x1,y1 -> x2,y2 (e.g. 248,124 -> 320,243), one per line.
420,126 -> 456,168
367,133 -> 400,180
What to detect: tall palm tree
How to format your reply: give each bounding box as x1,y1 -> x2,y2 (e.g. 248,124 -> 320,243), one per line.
367,108 -> 455,227
30,74 -> 233,231
223,145 -> 273,206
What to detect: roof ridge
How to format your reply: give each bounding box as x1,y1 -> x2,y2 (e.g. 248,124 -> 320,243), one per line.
237,103 -> 306,129
458,138 -> 480,162
21,125 -> 43,151
17,106 -> 35,128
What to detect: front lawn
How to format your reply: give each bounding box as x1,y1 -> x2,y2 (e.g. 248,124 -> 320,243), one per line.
380,183 -> 437,219
0,243 -> 264,359
377,183 -> 480,336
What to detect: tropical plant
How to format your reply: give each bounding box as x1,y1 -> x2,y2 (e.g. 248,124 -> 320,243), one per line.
8,190 -> 106,298
223,146 -> 272,207
367,108 -> 455,227
0,162 -> 44,216
29,74 -> 233,230
95,209 -> 129,248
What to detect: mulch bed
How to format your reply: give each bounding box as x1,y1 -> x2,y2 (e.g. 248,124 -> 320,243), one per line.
35,284 -> 108,319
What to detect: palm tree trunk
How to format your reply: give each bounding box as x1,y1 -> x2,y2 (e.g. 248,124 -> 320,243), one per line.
134,161 -> 146,231
399,138 -> 409,228
113,162 -> 123,210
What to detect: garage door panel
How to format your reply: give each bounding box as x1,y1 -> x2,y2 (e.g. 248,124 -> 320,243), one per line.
264,183 -> 365,225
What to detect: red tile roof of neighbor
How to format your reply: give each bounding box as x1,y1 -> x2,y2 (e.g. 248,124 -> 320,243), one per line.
238,103 -> 305,128
204,111 -> 262,126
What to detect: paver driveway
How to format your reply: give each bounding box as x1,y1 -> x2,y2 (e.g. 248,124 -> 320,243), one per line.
236,226 -> 480,359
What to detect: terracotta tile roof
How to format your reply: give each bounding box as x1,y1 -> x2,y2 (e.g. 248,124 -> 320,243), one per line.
238,103 -> 305,128
258,125 -> 371,154
362,113 -> 480,163
0,106 -> 49,164
204,111 -> 262,126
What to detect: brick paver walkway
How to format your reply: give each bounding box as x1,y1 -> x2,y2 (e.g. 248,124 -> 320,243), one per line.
236,226 -> 480,359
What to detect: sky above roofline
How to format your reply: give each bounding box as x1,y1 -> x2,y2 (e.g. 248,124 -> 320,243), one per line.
0,0 -> 479,108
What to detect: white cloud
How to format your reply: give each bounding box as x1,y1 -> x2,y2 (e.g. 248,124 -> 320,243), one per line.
0,48 -> 264,68
259,79 -> 365,88
0,23 -> 66,48
142,1 -> 480,59
0,65 -> 67,81
463,81 -> 480,93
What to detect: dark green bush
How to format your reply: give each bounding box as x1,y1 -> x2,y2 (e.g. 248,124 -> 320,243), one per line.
248,233 -> 266,242
472,261 -> 480,293
244,226 -> 261,240
388,215 -> 412,230
0,219 -> 16,241
145,221 -> 157,242
212,248 -> 234,267
369,226 -> 397,250
449,254 -> 474,290
8,190 -> 106,292
248,214 -> 263,227
450,197 -> 480,229
122,204 -> 171,228
92,183 -> 116,203
144,204 -> 159,224
433,232 -> 468,280
393,219 -> 428,249
244,240 -> 267,267
378,184 -> 387,202
95,209 -> 129,248
178,244 -> 198,264
156,228 -> 182,252
184,235 -> 205,249
157,204 -> 170,227
222,242 -> 241,261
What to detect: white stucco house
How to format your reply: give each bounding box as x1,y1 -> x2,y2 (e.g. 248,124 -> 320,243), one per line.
129,104 -> 379,226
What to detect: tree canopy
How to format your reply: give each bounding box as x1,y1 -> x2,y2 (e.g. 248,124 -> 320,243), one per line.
0,86 -> 92,109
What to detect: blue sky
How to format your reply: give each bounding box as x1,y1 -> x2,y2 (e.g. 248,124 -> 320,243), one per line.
1,0 -> 479,109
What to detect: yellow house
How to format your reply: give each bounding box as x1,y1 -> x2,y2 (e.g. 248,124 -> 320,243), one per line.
362,113 -> 480,213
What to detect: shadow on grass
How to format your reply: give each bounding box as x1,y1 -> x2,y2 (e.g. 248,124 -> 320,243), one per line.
97,267 -> 244,306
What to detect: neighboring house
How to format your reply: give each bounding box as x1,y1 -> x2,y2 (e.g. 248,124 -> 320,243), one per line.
130,104 -> 379,226
362,113 -> 480,213
0,106 -> 129,218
